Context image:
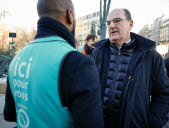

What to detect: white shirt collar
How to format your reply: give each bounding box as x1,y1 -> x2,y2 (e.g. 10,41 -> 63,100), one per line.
116,38 -> 131,49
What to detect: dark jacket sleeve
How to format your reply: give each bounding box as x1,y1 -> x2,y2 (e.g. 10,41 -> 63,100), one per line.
83,40 -> 103,55
164,57 -> 169,77
83,44 -> 94,55
3,77 -> 16,122
60,51 -> 104,128
150,52 -> 169,128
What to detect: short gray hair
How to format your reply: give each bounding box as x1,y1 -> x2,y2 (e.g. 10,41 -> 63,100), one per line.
123,8 -> 132,20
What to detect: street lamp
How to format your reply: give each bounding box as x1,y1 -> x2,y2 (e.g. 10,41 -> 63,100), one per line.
9,32 -> 16,51
90,21 -> 100,35
100,0 -> 111,40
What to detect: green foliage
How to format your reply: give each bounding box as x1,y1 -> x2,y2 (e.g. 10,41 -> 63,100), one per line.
0,50 -> 16,77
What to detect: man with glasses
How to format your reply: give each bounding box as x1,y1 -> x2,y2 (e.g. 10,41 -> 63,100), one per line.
92,8 -> 169,128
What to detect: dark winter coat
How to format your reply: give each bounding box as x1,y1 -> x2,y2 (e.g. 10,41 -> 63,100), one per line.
164,57 -> 169,77
92,32 -> 169,128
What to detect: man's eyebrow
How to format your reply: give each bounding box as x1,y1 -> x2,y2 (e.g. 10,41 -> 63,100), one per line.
108,17 -> 121,20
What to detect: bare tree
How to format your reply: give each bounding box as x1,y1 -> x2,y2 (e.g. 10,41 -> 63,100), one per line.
14,26 -> 37,51
0,24 -> 37,52
0,25 -> 10,50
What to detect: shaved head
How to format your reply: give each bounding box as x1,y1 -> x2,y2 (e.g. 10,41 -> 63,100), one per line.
37,0 -> 76,36
37,0 -> 75,20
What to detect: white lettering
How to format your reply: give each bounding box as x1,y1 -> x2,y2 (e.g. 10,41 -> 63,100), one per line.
25,94 -> 28,101
18,103 -> 27,110
14,57 -> 20,76
14,57 -> 33,79
14,90 -> 28,101
13,79 -> 17,87
26,57 -> 32,79
13,79 -> 28,89
18,62 -> 26,78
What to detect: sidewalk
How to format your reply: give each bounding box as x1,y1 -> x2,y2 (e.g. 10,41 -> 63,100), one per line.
0,77 -> 16,128
0,94 -> 16,128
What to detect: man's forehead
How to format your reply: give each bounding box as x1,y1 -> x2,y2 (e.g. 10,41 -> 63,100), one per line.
108,9 -> 125,18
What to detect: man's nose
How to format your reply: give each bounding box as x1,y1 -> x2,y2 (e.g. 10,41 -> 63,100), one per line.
109,21 -> 116,27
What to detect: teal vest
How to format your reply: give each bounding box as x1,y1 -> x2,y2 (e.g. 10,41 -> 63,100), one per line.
77,47 -> 83,52
8,36 -> 76,128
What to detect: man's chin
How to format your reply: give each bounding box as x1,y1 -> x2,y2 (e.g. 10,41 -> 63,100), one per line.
109,37 -> 119,42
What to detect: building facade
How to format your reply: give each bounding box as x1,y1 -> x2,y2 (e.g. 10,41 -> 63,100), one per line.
138,24 -> 151,39
139,16 -> 169,57
159,19 -> 169,56
75,11 -> 100,47
160,19 -> 169,44
151,18 -> 162,46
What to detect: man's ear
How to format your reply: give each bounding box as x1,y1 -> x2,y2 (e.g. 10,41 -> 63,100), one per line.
129,20 -> 134,30
66,9 -> 73,24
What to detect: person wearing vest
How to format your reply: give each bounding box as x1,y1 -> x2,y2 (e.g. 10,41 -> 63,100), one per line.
4,0 -> 104,127
92,8 -> 169,128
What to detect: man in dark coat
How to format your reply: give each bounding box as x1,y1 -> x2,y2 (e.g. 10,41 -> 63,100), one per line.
92,8 -> 169,128
3,0 -> 104,127
165,57 -> 169,77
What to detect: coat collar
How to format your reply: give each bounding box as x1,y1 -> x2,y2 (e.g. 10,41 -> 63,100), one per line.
35,17 -> 75,48
97,32 -> 156,53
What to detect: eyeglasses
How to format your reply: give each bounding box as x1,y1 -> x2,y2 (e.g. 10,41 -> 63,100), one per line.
106,18 -> 127,26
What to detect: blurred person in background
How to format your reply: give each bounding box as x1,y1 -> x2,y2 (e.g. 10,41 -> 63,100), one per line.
81,34 -> 98,55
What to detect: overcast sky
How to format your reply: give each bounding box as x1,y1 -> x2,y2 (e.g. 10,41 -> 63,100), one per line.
1,0 -> 169,33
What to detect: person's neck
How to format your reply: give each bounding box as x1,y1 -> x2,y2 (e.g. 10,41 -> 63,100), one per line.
113,38 -> 131,48
35,17 -> 75,48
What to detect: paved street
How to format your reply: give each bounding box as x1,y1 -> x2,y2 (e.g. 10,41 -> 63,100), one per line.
0,94 -> 16,128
